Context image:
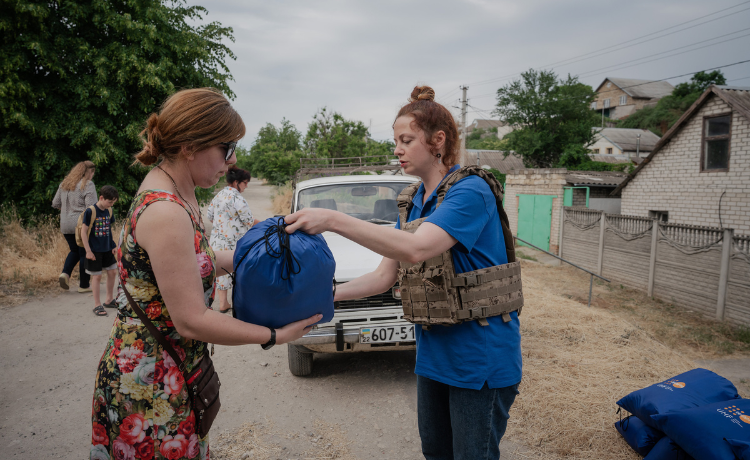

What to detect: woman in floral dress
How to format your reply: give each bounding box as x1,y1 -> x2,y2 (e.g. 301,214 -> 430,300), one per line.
91,88 -> 321,460
207,166 -> 254,312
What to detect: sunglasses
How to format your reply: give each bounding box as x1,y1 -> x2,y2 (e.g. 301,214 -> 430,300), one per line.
220,141 -> 237,161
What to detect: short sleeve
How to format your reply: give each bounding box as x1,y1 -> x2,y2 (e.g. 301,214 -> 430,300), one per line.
424,176 -> 495,253
52,187 -> 62,209
82,207 -> 93,226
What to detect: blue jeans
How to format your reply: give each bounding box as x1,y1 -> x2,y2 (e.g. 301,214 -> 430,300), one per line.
417,375 -> 520,460
62,233 -> 90,288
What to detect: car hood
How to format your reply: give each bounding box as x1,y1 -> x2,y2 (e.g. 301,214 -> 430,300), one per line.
322,229 -> 391,282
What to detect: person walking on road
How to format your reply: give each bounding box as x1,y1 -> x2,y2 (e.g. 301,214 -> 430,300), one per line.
285,86 -> 522,460
52,160 -> 96,292
81,185 -> 119,317
91,88 -> 320,459
207,166 -> 254,313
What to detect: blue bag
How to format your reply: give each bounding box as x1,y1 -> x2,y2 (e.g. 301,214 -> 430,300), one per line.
232,217 -> 335,329
652,399 -> 750,460
616,368 -> 740,428
615,415 -> 664,455
643,437 -> 694,460
726,438 -> 750,460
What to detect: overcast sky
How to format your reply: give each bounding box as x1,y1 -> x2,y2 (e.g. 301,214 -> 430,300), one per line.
187,0 -> 750,144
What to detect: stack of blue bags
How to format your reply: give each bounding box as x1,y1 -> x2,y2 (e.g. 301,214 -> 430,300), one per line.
615,368 -> 749,459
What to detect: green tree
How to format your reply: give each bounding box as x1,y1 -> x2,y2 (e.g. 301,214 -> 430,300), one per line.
237,119 -> 305,185
493,69 -> 599,168
304,107 -> 393,158
619,71 -> 726,135
466,128 -> 508,150
1,0 -> 236,218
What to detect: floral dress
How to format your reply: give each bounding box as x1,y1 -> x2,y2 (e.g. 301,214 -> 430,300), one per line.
91,190 -> 216,460
206,186 -> 253,290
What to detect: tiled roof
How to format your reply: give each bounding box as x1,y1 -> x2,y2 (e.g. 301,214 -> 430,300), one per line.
598,78 -> 674,99
565,171 -> 627,187
465,150 -> 526,173
595,127 -> 661,152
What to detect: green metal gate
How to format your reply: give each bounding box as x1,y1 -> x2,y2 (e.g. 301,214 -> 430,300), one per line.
517,194 -> 555,252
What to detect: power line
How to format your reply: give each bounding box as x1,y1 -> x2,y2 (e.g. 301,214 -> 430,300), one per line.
729,75 -> 750,82
469,1 -> 750,88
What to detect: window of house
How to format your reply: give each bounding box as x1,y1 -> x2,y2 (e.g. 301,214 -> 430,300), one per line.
593,148 -> 600,154
591,102 -> 597,110
620,95 -> 627,105
606,147 -> 613,154
702,114 -> 731,171
603,99 -> 611,108
649,211 -> 669,222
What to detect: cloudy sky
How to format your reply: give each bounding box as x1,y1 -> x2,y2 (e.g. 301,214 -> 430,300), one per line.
187,0 -> 750,144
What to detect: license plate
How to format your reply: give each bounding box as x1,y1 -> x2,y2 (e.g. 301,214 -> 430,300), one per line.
360,325 -> 415,344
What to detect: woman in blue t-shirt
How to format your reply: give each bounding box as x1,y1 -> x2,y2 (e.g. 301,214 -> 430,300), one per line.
286,85 -> 521,460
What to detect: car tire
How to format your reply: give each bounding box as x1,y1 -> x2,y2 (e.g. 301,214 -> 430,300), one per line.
287,344 -> 313,376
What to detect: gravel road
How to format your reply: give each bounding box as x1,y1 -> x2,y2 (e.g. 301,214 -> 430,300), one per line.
0,179 -> 520,459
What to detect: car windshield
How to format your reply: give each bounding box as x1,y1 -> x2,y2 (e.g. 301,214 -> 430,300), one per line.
296,182 -> 412,223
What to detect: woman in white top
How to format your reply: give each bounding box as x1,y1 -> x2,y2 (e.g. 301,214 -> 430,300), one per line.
52,161 -> 97,292
207,166 -> 254,312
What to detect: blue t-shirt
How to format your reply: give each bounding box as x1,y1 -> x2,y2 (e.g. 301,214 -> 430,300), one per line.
82,204 -> 116,252
396,165 -> 522,390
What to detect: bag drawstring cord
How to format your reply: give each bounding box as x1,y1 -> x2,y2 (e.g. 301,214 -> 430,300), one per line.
233,217 -> 301,282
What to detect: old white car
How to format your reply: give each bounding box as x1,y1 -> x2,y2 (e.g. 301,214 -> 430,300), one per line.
287,173 -> 420,376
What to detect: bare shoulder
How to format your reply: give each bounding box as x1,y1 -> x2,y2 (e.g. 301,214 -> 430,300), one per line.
135,200 -> 194,252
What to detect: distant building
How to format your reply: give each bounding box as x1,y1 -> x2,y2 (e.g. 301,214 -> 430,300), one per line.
467,119 -> 515,139
592,78 -> 674,120
461,150 -> 525,172
589,127 -> 661,163
613,85 -> 750,233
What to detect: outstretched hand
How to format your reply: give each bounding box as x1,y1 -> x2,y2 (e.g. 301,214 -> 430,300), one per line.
276,313 -> 323,344
284,208 -> 336,235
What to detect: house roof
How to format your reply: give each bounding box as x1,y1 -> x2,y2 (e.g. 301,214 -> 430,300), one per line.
597,78 -> 674,100
469,119 -> 507,131
466,150 -> 526,173
595,127 -> 661,152
565,171 -> 627,187
612,85 -> 750,195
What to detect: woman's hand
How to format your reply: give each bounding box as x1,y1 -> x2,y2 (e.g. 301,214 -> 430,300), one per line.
284,208 -> 337,235
276,313 -> 323,344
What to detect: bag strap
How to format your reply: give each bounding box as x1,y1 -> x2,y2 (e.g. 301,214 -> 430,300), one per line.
120,278 -> 190,375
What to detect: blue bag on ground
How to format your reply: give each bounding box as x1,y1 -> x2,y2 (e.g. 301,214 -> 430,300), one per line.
615,415 -> 664,455
643,437 -> 694,460
616,368 -> 740,428
232,217 -> 335,329
652,399 -> 750,460
726,438 -> 750,460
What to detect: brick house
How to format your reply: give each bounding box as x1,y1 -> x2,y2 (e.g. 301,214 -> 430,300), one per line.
613,85 -> 750,233
589,127 -> 660,164
592,78 -> 674,120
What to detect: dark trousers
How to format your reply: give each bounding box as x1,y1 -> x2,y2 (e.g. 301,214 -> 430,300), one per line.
62,233 -> 90,288
417,375 -> 520,460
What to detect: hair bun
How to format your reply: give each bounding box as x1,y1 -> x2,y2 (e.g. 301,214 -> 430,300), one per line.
409,86 -> 436,103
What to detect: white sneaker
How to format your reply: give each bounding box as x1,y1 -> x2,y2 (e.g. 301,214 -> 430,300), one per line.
58,273 -> 70,290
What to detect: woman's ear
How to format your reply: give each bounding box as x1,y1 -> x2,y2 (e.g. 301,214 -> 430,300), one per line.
432,130 -> 446,153
181,145 -> 195,161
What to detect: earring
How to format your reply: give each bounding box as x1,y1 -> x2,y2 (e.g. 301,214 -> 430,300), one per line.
436,153 -> 442,164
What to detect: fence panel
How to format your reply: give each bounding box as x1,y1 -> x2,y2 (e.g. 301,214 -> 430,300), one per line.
560,208 -> 750,327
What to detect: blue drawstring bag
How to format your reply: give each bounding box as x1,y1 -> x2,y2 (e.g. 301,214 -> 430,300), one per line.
725,438 -> 750,460
615,415 -> 664,455
232,217 -> 335,329
616,368 -> 740,429
652,399 -> 750,460
643,437 -> 694,460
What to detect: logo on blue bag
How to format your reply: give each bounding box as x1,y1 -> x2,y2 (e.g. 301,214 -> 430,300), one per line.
717,405 -> 750,426
656,379 -> 685,391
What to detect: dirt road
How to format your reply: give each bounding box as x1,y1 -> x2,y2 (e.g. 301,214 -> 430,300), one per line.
0,179 -> 526,459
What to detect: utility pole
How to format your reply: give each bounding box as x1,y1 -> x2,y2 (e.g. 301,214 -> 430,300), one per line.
460,85 -> 469,155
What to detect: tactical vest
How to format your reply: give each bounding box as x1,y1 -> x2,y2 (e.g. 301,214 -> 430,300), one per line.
396,166 -> 523,327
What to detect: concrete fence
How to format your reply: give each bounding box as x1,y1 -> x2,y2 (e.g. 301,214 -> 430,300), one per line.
560,207 -> 750,327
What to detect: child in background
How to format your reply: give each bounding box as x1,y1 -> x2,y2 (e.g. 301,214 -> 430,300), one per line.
81,185 -> 119,317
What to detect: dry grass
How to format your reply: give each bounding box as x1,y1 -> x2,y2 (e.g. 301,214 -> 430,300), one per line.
521,261 -> 750,360
504,260 -> 701,459
271,181 -> 293,216
0,207 -> 70,305
0,206 -> 124,306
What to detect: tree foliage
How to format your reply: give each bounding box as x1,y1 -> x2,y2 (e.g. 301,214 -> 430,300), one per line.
618,71 -> 726,136
0,0 -> 237,218
493,69 -> 599,168
466,128 -> 508,150
242,110 -> 396,185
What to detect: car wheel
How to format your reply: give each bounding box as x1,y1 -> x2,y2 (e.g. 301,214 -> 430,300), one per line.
287,344 -> 313,376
